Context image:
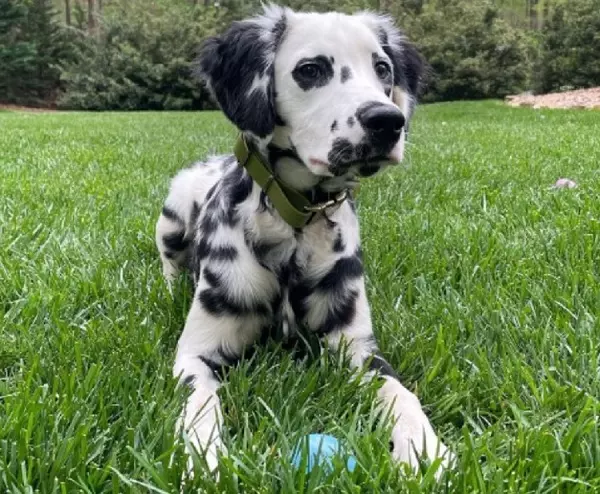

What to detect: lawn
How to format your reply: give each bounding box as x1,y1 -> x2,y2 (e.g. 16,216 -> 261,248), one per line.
1,101 -> 600,493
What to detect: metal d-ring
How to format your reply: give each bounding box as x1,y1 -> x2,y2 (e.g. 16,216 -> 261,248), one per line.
303,188 -> 349,213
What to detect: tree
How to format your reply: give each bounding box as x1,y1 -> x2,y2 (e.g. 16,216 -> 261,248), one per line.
58,0 -> 225,110
0,0 -> 76,106
22,0 -> 73,103
403,0 -> 531,101
87,0 -> 95,31
0,0 -> 36,103
534,0 -> 600,93
65,0 -> 71,25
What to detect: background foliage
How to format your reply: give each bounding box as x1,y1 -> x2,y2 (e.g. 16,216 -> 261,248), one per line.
0,0 -> 599,109
532,0 -> 600,93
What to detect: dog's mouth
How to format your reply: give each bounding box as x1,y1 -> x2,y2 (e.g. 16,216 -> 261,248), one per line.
329,156 -> 396,177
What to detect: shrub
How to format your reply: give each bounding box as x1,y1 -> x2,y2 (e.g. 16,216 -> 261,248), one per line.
0,0 -> 73,106
402,0 -> 532,102
58,1 -> 227,110
533,0 -> 600,94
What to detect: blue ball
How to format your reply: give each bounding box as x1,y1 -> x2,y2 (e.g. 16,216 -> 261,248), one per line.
290,433 -> 357,473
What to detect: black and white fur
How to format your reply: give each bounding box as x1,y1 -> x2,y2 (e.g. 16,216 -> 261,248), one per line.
156,5 -> 451,478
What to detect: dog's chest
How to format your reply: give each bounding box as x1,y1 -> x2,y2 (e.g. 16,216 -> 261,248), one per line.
250,212 -> 348,340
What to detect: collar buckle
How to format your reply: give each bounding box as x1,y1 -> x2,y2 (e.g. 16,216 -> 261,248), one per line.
303,189 -> 350,213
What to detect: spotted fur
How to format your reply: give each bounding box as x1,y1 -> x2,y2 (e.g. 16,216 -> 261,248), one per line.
156,4 -> 451,480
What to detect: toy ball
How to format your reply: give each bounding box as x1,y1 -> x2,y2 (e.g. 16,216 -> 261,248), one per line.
290,433 -> 357,473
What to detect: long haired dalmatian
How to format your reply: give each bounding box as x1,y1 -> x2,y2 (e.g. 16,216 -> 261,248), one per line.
156,4 -> 452,478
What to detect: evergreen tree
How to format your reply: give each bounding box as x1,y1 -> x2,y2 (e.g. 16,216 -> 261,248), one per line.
0,0 -> 74,105
0,0 -> 36,103
21,0 -> 72,104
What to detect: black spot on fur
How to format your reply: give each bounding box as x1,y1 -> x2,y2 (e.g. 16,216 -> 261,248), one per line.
377,27 -> 389,46
347,116 -> 355,127
205,183 -> 218,202
367,354 -> 399,379
200,212 -> 219,235
258,190 -> 270,212
209,245 -> 238,261
251,240 -> 275,262
330,120 -> 338,132
316,253 -> 363,293
225,166 -> 253,205
332,231 -> 345,252
190,201 -> 201,227
222,208 -> 240,228
275,113 -> 286,126
199,289 -> 238,316
292,55 -> 334,91
163,231 -> 189,252
328,138 -> 354,167
340,66 -> 352,83
288,253 -> 310,320
203,267 -> 221,288
272,15 -> 287,45
183,374 -> 196,388
315,289 -> 358,335
196,238 -> 211,261
290,249 -> 363,334
162,206 -> 183,224
199,288 -> 270,318
198,356 -> 224,380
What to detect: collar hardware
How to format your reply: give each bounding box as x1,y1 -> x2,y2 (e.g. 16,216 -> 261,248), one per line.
233,134 -> 355,229
304,189 -> 349,213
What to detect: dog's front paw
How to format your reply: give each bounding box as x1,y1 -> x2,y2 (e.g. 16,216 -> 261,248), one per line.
385,386 -> 454,478
185,440 -> 223,475
179,435 -> 225,492
391,425 -> 452,479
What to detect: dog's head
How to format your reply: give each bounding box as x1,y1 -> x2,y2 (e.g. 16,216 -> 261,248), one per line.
198,5 -> 424,191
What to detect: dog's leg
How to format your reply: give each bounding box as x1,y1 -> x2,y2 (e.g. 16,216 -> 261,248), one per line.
174,295 -> 264,476
314,283 -> 451,475
297,210 -> 451,476
174,238 -> 279,477
156,206 -> 190,286
174,343 -> 225,474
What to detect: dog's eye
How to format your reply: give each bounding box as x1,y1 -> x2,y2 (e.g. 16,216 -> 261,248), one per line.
375,61 -> 391,80
297,63 -> 321,79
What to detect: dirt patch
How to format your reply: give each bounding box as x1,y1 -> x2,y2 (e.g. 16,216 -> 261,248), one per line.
0,104 -> 57,113
506,87 -> 600,110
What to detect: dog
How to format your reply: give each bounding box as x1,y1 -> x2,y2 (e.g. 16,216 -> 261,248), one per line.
156,4 -> 451,478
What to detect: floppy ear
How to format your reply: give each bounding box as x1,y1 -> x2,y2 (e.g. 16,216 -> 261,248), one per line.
355,13 -> 425,115
197,6 -> 288,138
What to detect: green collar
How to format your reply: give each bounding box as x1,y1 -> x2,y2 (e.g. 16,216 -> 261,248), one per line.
234,135 -> 353,229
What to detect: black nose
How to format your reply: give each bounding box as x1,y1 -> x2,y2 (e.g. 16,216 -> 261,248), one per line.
356,102 -> 405,146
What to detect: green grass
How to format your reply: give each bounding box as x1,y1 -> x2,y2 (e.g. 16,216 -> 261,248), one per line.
1,101 -> 600,492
